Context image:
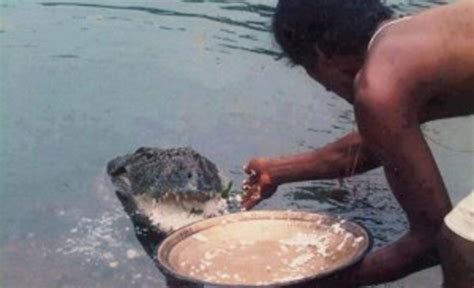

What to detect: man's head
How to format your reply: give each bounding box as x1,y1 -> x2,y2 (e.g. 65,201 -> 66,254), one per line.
273,0 -> 392,101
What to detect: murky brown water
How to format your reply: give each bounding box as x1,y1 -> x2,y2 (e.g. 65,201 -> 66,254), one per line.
0,0 -> 472,287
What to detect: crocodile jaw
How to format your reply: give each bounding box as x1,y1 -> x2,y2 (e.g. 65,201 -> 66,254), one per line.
133,193 -> 228,234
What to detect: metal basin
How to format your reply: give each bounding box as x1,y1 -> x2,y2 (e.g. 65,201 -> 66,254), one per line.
156,210 -> 371,287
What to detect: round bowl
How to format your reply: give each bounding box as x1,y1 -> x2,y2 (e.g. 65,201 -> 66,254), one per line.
156,210 -> 371,287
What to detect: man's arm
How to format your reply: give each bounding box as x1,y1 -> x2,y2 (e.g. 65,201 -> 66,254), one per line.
248,131 -> 380,185
241,132 -> 381,208
349,69 -> 453,285
243,97 -> 455,194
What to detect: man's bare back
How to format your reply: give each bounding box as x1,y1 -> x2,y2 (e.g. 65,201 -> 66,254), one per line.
363,0 -> 474,122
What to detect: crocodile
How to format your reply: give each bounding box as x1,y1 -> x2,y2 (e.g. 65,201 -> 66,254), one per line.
106,147 -> 240,258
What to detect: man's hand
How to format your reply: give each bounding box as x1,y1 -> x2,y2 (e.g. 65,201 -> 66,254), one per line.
241,157 -> 278,209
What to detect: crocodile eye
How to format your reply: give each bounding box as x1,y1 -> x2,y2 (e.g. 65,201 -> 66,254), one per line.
110,166 -> 127,177
146,154 -> 153,159
187,172 -> 193,179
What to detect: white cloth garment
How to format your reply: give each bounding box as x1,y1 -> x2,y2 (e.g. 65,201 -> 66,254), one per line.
444,191 -> 474,242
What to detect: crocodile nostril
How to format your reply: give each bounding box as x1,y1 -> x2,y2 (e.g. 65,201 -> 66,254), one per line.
187,172 -> 193,179
111,166 -> 127,177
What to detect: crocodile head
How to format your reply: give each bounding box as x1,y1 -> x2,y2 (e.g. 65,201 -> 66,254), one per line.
107,147 -> 234,235
107,147 -> 224,200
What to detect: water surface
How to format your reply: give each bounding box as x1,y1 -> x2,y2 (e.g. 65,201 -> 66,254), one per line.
1,0 -> 472,287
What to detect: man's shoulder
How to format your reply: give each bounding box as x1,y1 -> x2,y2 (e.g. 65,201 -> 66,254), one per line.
364,13 -> 448,86
368,32 -> 428,74
356,32 -> 433,102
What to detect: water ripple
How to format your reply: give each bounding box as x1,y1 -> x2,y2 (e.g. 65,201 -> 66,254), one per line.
41,2 -> 272,32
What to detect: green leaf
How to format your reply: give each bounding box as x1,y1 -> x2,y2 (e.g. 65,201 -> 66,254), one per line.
220,181 -> 233,199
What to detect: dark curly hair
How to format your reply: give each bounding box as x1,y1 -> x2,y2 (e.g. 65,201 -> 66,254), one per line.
273,0 -> 393,65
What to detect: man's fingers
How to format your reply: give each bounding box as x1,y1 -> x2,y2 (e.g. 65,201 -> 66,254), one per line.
241,175 -> 258,189
241,185 -> 256,201
241,185 -> 262,209
243,163 -> 258,176
242,193 -> 261,210
242,199 -> 255,210
243,164 -> 250,174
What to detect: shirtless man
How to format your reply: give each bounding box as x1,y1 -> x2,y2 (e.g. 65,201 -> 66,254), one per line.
241,0 -> 474,286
